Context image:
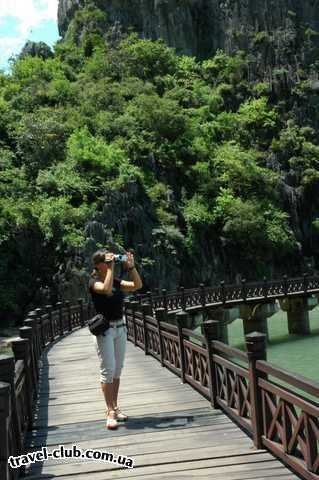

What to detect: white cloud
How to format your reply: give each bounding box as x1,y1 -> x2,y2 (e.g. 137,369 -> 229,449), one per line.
0,37 -> 24,70
0,0 -> 59,69
0,0 -> 58,35
0,35 -> 24,56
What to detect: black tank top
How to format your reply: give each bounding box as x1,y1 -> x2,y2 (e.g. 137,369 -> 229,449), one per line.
88,276 -> 124,321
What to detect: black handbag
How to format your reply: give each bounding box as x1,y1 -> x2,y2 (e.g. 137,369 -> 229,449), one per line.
88,313 -> 110,336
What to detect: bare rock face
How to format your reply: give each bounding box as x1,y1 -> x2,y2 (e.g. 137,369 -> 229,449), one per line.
58,0 -> 220,57
58,0 -> 319,58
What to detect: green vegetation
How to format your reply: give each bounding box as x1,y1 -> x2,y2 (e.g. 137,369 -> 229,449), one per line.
1,4 -> 319,320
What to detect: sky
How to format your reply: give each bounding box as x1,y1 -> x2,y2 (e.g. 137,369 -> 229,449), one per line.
0,0 -> 60,71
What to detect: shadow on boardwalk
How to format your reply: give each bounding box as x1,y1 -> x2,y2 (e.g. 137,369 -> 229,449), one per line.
24,327 -> 298,479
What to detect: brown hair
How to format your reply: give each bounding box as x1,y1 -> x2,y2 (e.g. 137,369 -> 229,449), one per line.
90,249 -> 108,278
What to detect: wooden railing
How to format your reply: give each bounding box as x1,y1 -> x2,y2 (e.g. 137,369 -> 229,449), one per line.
0,299 -> 94,480
138,274 -> 319,312
124,300 -> 319,480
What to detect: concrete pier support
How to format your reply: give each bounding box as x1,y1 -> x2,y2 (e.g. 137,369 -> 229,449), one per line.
279,297 -> 310,335
239,303 -> 273,339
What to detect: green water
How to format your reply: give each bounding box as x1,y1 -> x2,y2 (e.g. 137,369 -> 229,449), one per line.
227,306 -> 319,384
194,306 -> 319,384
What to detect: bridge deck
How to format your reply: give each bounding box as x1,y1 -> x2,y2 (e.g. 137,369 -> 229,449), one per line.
25,327 -> 298,479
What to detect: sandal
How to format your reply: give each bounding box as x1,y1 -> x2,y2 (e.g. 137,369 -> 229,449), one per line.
114,406 -> 128,422
106,409 -> 118,429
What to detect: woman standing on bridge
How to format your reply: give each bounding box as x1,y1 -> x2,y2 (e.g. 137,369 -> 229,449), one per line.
89,249 -> 142,429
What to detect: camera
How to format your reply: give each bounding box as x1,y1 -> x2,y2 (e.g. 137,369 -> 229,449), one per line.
104,252 -> 128,264
114,254 -> 127,263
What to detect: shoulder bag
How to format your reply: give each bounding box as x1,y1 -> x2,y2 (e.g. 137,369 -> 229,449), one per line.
88,313 -> 110,336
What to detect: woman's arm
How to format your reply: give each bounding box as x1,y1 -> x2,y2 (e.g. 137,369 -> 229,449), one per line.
91,253 -> 115,295
101,265 -> 114,295
120,267 -> 143,292
120,252 -> 143,292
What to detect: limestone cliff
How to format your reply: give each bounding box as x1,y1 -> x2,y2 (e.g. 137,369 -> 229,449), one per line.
58,0 -> 319,60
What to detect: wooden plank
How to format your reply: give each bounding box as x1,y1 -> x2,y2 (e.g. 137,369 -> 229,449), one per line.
35,377 -> 182,395
43,384 -> 205,407
26,445 -> 266,477
37,375 -> 197,393
32,399 -> 210,428
121,467 -> 297,480
34,390 -> 210,418
31,423 -> 246,452
27,409 -> 228,447
30,429 -> 250,466
25,455 -> 297,480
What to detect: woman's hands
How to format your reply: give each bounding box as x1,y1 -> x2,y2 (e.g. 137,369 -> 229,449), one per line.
104,252 -> 115,268
104,250 -> 135,270
125,251 -> 135,270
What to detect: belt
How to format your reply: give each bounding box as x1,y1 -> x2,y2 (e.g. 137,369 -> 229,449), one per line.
109,320 -> 126,328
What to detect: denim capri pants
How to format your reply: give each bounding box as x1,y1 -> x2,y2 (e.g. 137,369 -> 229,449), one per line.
92,320 -> 127,383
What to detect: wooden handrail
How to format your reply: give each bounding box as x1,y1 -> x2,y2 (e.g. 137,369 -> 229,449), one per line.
212,340 -> 249,362
257,360 -> 319,399
139,273 -> 319,313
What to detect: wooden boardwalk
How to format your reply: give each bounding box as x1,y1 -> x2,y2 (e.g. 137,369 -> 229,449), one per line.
24,326 -> 299,479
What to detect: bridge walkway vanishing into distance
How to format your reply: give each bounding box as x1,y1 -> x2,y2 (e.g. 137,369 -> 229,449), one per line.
24,326 -> 298,479
1,275 -> 319,480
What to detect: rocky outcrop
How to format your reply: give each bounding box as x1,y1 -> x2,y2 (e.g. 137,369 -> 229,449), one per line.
58,0 -> 217,57
58,0 -> 319,59
82,180 -> 183,293
19,41 -> 54,60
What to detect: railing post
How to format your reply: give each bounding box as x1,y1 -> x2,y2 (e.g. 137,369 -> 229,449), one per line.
35,307 -> 45,350
23,318 -> 39,383
263,277 -> 268,299
19,326 -> 37,395
303,273 -> 308,294
130,301 -> 139,346
0,381 -> 11,480
28,311 -> 40,362
141,303 -> 152,355
155,308 -> 165,366
123,299 -> 130,340
180,286 -> 186,310
65,301 -> 72,332
147,291 -> 153,309
202,320 -> 220,408
88,299 -> 94,319
176,311 -> 188,383
245,332 -> 267,449
10,338 -> 33,431
56,302 -> 64,336
0,355 -> 23,457
283,274 -> 288,296
200,283 -> 206,308
241,278 -> 247,302
162,289 -> 168,313
85,300 -> 91,324
45,304 -> 54,343
78,298 -> 84,328
220,281 -> 226,305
